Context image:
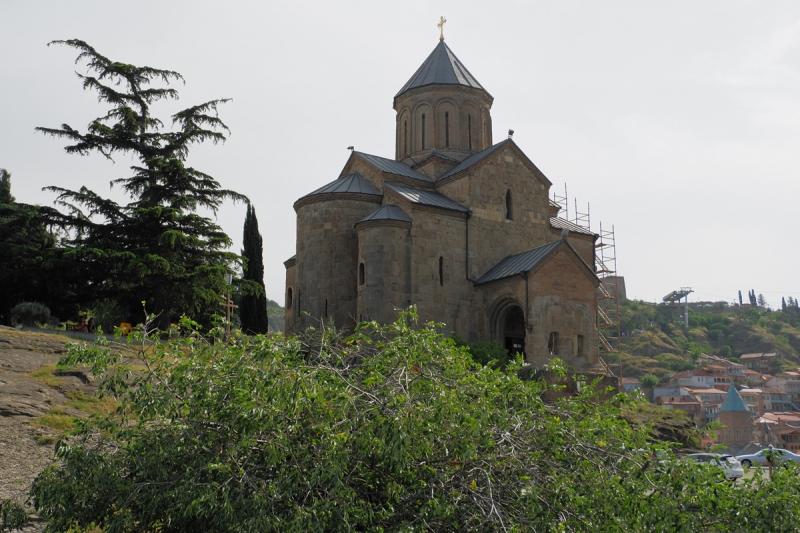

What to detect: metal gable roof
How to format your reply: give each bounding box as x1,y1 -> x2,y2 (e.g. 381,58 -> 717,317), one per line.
357,205 -> 412,224
302,172 -> 381,198
437,139 -> 511,181
353,152 -> 431,182
384,182 -> 469,213
550,217 -> 596,237
475,241 -> 563,285
395,41 -> 488,98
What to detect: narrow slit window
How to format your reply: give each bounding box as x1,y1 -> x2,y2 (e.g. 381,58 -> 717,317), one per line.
505,189 -> 513,220
287,287 -> 293,309
439,256 -> 444,286
548,332 -> 559,355
445,111 -> 450,147
468,115 -> 472,150
359,262 -> 365,286
421,113 -> 426,149
404,121 -> 408,155
575,335 -> 584,356
324,299 -> 328,318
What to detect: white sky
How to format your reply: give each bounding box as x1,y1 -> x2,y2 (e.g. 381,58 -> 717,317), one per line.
3,1 -> 800,309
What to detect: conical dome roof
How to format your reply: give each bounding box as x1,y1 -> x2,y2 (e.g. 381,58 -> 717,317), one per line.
720,386 -> 749,412
395,41 -> 489,98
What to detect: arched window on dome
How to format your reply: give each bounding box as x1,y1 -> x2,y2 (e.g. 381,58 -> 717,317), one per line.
505,189 -> 513,220
404,121 -> 408,156
421,113 -> 426,150
445,112 -> 450,147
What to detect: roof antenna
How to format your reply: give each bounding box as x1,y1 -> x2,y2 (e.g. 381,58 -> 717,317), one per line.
508,129 -> 514,139
347,146 -> 354,152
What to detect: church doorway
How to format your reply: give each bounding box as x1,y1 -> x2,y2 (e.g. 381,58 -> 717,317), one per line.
503,306 -> 526,357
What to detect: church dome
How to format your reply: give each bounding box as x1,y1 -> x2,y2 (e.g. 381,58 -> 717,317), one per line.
394,41 -> 493,162
395,41 -> 490,99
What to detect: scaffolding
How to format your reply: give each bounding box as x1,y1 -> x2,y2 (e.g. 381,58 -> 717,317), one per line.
557,187 -> 621,382
595,222 -> 621,382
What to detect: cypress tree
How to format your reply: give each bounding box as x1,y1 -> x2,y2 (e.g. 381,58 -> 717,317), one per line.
240,204 -> 268,334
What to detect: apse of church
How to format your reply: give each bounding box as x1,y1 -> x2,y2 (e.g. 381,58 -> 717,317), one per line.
285,27 -> 607,375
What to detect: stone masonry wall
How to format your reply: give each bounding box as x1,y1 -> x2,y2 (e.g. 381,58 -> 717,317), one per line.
295,197 -> 380,331
357,222 -> 411,325
437,147 -> 552,280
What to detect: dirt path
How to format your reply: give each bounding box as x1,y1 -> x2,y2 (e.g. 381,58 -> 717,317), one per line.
0,327 -> 97,532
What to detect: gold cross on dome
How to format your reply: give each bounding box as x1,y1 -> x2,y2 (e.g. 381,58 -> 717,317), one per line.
438,16 -> 447,41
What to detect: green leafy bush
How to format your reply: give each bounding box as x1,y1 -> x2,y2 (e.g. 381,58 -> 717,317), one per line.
28,310 -> 800,532
10,302 -> 51,327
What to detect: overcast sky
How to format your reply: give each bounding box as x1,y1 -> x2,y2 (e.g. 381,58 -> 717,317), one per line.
3,1 -> 800,309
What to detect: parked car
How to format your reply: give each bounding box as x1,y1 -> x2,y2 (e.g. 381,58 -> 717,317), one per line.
687,453 -> 744,481
735,448 -> 800,467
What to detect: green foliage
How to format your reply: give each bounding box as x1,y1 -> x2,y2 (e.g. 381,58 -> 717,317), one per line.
89,299 -> 128,334
640,373 -> 659,387
240,204 -> 268,334
28,309 -> 800,531
468,340 -> 511,369
10,302 -> 52,327
0,499 -> 27,532
0,169 -> 76,325
0,169 -> 13,204
37,40 -> 247,330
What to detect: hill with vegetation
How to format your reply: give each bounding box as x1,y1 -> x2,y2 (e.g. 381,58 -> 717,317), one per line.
614,299 -> 800,381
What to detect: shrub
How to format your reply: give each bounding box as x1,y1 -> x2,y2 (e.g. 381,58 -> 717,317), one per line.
10,302 -> 51,327
468,340 -> 511,368
640,373 -> 659,387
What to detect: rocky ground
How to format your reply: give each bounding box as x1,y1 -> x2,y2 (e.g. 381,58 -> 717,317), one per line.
0,327 -> 98,532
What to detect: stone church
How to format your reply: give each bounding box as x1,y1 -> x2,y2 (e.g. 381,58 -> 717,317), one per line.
284,35 -> 606,374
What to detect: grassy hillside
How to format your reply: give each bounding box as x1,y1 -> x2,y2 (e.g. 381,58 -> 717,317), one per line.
267,299 -> 284,332
616,299 -> 800,380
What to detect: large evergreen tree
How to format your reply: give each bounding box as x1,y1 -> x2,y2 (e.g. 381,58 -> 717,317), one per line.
37,40 -> 247,329
0,169 -> 76,324
240,204 -> 268,334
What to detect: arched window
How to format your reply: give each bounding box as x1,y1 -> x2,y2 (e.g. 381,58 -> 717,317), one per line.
548,332 -> 559,355
468,115 -> 472,151
445,111 -> 450,147
421,113 -> 426,150
505,189 -> 513,220
404,121 -> 408,155
438,256 -> 444,286
359,262 -> 365,286
575,335 -> 584,356
287,287 -> 293,309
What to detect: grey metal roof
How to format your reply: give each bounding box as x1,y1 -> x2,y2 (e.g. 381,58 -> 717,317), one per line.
720,386 -> 749,412
384,182 -> 469,213
354,152 -> 431,182
357,205 -> 412,224
396,41 -> 488,98
550,217 -> 595,236
475,241 -> 563,285
302,172 -> 381,198
437,139 -> 511,181
549,199 -> 561,209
